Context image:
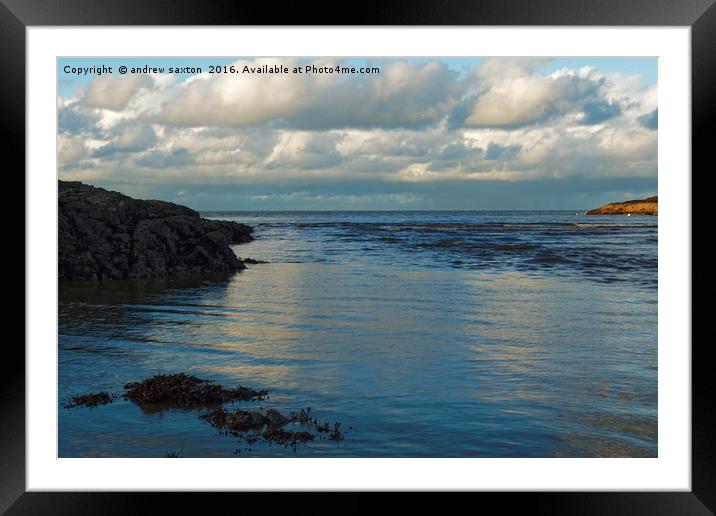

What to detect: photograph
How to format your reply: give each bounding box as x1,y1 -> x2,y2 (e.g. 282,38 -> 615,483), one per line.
56,55 -> 659,459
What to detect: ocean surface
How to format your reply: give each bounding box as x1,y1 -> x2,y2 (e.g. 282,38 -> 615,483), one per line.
59,211 -> 658,457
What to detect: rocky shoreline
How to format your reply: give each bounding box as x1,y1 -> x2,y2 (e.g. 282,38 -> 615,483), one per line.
586,196 -> 658,216
59,181 -> 253,281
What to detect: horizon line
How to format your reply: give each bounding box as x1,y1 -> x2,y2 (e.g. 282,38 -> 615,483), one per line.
198,208 -> 592,213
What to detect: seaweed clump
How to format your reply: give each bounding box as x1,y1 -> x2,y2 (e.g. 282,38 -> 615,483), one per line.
200,406 -> 314,451
290,407 -> 317,425
62,375 -> 348,455
328,422 -> 344,442
201,405 -> 347,452
63,392 -> 115,409
314,420 -> 344,440
123,373 -> 267,407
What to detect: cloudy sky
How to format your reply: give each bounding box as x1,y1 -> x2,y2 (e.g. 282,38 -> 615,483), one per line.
58,57 -> 657,210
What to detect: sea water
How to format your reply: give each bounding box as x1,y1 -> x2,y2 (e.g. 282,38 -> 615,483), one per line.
59,211 -> 657,457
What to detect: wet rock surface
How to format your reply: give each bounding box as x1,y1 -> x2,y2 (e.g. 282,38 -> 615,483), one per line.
59,180 -> 253,280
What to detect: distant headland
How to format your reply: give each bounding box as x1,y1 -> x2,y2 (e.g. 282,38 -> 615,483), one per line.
586,196 -> 658,216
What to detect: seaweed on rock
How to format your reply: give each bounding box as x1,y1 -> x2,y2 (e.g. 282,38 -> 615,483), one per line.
123,373 -> 268,406
62,391 -> 115,409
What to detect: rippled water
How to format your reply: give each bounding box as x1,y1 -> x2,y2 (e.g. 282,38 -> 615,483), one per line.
59,211 -> 657,457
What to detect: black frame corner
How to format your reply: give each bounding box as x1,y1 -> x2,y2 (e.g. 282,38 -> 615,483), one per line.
5,0 -> 709,513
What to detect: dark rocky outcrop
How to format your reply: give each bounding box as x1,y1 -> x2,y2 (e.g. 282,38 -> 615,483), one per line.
59,181 -> 253,280
586,196 -> 658,216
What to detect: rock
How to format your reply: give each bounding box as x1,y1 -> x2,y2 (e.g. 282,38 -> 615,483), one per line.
58,181 -> 254,280
586,196 -> 658,215
242,258 -> 270,265
265,409 -> 290,427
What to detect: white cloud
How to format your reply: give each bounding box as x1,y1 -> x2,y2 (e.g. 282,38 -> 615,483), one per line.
58,135 -> 88,164
82,74 -> 155,111
159,58 -> 314,126
466,75 -> 560,126
157,58 -> 459,129
597,126 -> 657,160
266,131 -> 344,170
463,59 -> 649,129
92,125 -> 157,158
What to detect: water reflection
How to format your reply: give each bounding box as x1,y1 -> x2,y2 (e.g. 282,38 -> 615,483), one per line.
59,212 -> 657,458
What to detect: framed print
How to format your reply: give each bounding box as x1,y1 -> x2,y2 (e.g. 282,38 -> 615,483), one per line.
5,0 -> 710,512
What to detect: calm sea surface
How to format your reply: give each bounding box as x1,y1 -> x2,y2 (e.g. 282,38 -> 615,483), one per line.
59,211 -> 657,457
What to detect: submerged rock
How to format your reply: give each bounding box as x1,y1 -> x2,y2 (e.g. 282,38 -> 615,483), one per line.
586,196 -> 658,215
265,408 -> 291,427
123,373 -> 268,406
200,407 -> 269,435
59,180 -> 253,280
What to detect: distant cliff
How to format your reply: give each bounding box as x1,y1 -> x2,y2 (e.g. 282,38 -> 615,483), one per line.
59,181 -> 253,280
586,196 -> 658,216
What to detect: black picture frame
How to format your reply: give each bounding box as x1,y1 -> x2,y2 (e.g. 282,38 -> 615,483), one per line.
4,0 -> 709,512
